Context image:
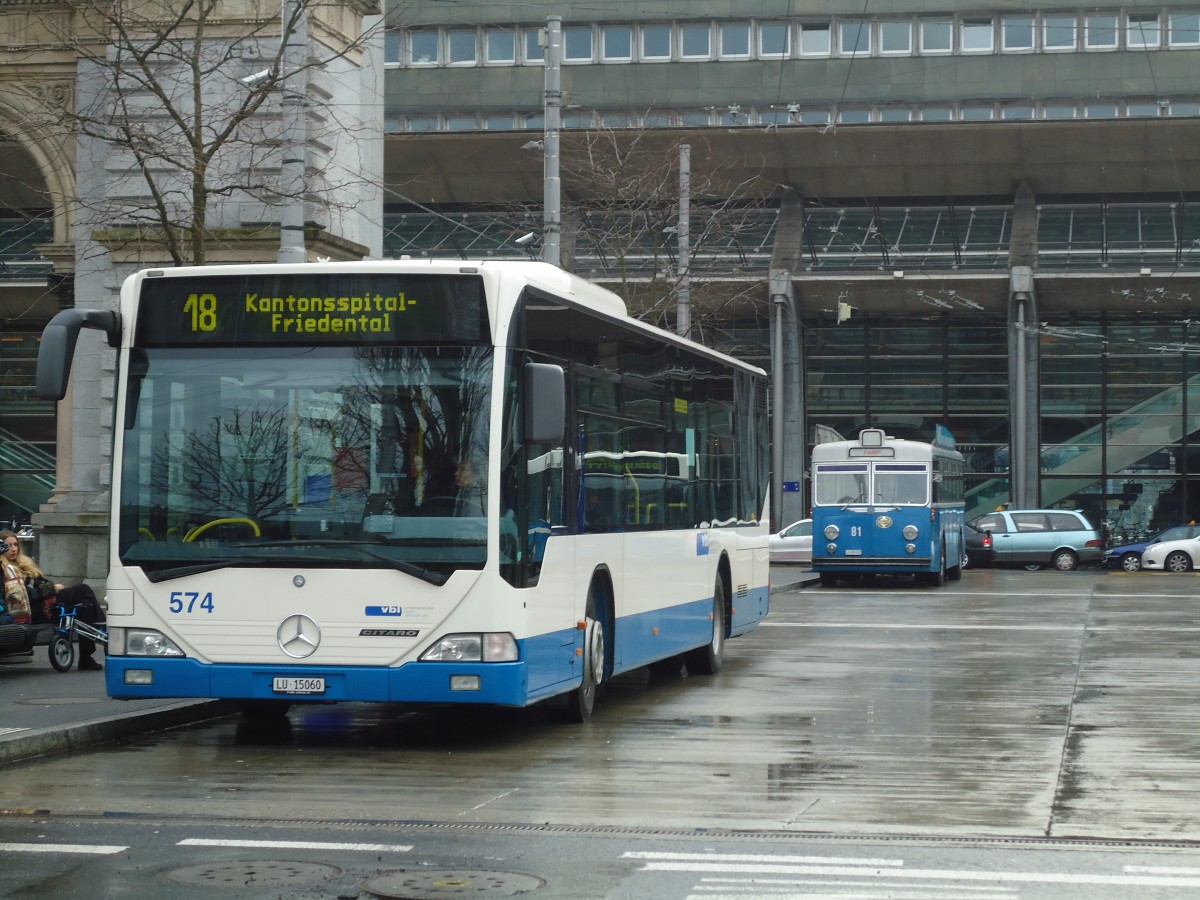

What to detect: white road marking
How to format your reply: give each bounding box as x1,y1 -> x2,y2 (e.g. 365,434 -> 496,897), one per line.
177,838 -> 412,852
626,852 -> 903,867
0,842 -> 127,854
1125,865 -> 1200,875
635,859 -> 1200,887
0,728 -> 29,736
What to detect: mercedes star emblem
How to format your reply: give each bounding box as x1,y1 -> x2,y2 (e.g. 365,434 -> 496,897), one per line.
277,613 -> 321,658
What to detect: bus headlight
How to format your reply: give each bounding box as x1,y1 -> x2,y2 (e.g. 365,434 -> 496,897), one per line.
823,524 -> 840,540
906,543 -> 917,554
902,524 -> 919,540
420,633 -> 518,662
826,542 -> 838,554
116,628 -> 185,657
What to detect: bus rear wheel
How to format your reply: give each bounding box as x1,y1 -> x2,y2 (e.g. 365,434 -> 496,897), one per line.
684,577 -> 726,676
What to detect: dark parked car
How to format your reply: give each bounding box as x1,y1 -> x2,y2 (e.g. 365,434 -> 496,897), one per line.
963,522 -> 995,568
1103,524 -> 1200,572
966,509 -> 1104,571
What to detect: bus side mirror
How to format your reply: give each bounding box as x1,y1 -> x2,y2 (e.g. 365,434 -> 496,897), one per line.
36,308 -> 121,401
524,362 -> 564,445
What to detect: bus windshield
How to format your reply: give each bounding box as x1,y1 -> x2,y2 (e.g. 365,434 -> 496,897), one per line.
117,344 -> 493,581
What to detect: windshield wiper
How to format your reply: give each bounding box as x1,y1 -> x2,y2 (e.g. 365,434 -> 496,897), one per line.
142,560 -> 242,583
234,539 -> 449,586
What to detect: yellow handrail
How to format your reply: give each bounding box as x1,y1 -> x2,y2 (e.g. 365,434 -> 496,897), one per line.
183,517 -> 262,542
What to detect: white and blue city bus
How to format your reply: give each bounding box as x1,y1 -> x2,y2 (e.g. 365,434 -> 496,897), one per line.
810,427 -> 965,587
37,261 -> 769,720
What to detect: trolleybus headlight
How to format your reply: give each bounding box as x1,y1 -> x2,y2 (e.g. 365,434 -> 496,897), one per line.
906,543 -> 917,553
823,524 -> 839,540
902,524 -> 919,540
119,628 -> 185,657
826,542 -> 837,554
420,632 -> 518,663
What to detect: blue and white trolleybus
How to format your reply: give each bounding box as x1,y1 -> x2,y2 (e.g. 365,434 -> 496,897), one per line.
810,427 -> 965,587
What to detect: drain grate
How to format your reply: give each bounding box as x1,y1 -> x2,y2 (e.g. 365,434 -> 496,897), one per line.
362,869 -> 545,898
164,859 -> 342,887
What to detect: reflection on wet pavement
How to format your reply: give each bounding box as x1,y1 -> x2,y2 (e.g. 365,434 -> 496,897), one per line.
4,571 -> 1200,842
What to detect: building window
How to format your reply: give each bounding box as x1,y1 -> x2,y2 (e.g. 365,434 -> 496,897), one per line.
799,22 -> 831,56
839,21 -> 871,56
1002,105 -> 1034,120
800,110 -> 831,125
524,30 -> 544,64
1167,102 -> 1200,116
961,19 -> 994,53
920,20 -> 952,54
879,21 -> 912,55
681,23 -> 711,58
410,30 -> 439,65
837,108 -> 871,124
680,110 -> 711,126
524,113 -> 544,130
1043,15 -> 1077,51
1085,14 -> 1118,49
1126,13 -> 1161,49
961,105 -> 994,121
1085,103 -> 1119,118
1170,12 -> 1200,47
1124,101 -> 1161,118
446,115 -> 477,131
640,24 -> 671,60
1002,16 -> 1034,52
485,29 -> 515,64
879,107 -> 912,122
602,25 -> 632,61
408,116 -> 439,132
484,114 -> 516,130
719,22 -> 751,58
643,111 -> 675,126
384,29 -> 401,67
564,26 -> 594,62
921,107 -> 953,121
758,22 -> 790,58
447,30 -> 477,66
1042,103 -> 1078,119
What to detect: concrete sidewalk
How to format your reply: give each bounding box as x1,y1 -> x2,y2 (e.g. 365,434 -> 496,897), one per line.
0,646 -> 231,766
0,568 -> 815,767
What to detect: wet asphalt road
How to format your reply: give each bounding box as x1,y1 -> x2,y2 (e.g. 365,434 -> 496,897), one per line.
4,567 -> 1200,898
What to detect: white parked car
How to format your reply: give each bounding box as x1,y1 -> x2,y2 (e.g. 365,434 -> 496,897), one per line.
1140,535 -> 1200,572
770,519 -> 813,563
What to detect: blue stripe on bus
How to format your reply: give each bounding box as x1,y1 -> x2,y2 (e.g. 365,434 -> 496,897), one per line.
103,585 -> 769,706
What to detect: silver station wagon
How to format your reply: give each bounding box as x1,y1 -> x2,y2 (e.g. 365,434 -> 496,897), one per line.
965,509 -> 1104,571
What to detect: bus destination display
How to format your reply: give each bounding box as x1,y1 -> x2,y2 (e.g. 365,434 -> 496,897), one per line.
136,273 -> 488,345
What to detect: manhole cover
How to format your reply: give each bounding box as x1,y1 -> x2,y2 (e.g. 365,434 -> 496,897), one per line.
363,869 -> 545,898
164,859 -> 342,887
14,697 -> 106,705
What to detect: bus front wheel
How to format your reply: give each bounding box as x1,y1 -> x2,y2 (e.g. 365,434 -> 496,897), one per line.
559,580 -> 608,723
684,576 -> 726,676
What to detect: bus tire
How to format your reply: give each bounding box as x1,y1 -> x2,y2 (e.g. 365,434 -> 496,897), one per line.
819,572 -> 838,587
925,548 -> 946,586
559,578 -> 609,723
49,634 -> 74,672
684,576 -> 726,676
